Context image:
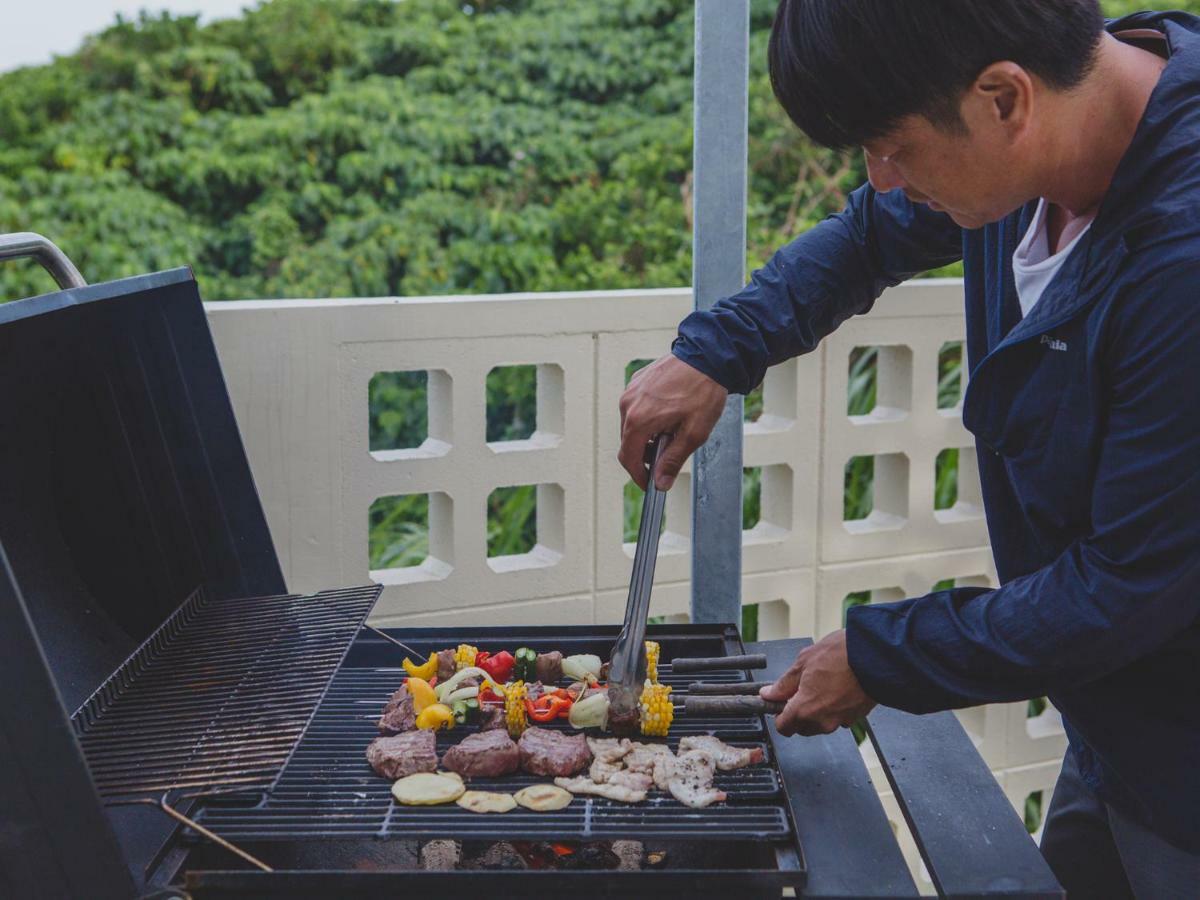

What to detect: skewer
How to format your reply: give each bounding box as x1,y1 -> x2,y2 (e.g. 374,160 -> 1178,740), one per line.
684,695 -> 785,717
687,680 -> 773,695
364,624 -> 423,660
669,653 -> 767,673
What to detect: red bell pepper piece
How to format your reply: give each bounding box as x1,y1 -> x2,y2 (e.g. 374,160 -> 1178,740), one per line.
525,694 -> 572,722
478,650 -> 515,683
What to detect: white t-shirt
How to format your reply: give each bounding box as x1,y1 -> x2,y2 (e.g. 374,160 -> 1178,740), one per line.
1012,197 -> 1096,318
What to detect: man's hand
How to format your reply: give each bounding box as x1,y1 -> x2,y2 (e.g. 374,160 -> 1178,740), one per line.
618,354 -> 727,491
760,630 -> 876,737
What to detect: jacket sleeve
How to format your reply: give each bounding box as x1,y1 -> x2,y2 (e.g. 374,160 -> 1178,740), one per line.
845,260 -> 1200,711
671,183 -> 963,394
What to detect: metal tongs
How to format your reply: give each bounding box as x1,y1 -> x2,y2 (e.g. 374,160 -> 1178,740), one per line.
608,433 -> 672,734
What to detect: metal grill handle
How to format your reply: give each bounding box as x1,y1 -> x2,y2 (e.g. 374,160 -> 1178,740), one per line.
0,232 -> 87,289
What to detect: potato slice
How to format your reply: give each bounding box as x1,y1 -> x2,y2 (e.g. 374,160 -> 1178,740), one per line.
438,770 -> 464,783
391,772 -> 466,806
456,790 -> 517,814
514,784 -> 573,812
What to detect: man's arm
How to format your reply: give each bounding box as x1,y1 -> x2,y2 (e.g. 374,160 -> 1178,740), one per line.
619,184 -> 961,488
671,183 -> 963,395
846,260 -> 1200,712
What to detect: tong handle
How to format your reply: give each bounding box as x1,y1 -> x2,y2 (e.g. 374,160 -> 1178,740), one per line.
609,434 -> 673,700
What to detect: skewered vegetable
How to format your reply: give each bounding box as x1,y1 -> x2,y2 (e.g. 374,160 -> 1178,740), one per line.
514,647 -> 538,681
435,667 -> 503,702
478,650 -> 515,683
645,641 -> 661,684
525,694 -> 572,723
406,677 -> 438,714
639,681 -> 673,737
568,691 -> 610,730
443,686 -> 480,704
416,703 -> 455,731
451,697 -> 482,726
561,654 -> 602,681
505,680 -> 528,737
454,644 -> 478,670
402,653 -> 439,681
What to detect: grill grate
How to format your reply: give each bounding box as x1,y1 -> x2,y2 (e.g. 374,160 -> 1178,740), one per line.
195,663 -> 791,842
72,585 -> 381,798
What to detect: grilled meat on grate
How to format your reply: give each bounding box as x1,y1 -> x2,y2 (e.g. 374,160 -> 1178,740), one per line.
519,727 -> 592,777
442,729 -> 520,778
678,735 -> 765,771
377,685 -> 416,734
366,729 -> 437,779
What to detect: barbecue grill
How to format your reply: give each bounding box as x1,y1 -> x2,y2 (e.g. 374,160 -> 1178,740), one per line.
1,241 -> 1062,898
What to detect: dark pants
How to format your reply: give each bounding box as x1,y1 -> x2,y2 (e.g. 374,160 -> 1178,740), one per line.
1041,753 -> 1200,898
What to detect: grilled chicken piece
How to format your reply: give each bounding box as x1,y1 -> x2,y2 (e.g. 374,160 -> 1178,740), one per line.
652,754 -> 673,791
677,735 -> 764,771
555,775 -> 648,803
608,770 -> 654,792
590,757 -> 623,784
586,737 -> 632,764
665,750 -> 726,809
623,742 -> 672,775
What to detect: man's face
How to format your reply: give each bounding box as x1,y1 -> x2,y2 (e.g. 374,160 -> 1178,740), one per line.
862,111 -> 1030,230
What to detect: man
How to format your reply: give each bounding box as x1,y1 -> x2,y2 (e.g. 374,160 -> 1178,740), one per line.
617,2 -> 1200,895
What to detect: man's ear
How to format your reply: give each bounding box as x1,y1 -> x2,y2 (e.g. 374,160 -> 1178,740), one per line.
965,61 -> 1035,139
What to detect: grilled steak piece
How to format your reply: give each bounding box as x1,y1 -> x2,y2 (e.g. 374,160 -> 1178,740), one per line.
535,651 -> 563,683
441,729 -> 520,778
377,685 -> 416,734
519,727 -> 592,777
366,730 -> 437,779
478,707 -> 506,732
436,649 -> 457,681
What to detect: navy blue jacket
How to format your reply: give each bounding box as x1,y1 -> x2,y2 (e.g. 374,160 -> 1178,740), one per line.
673,12 -> 1200,851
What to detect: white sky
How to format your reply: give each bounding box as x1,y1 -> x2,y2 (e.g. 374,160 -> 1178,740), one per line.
2,1 -> 253,74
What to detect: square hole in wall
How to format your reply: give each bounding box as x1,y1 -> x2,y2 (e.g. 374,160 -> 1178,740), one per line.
742,599 -> 790,642
743,467 -> 761,529
622,472 -> 689,558
1026,696 -> 1062,741
842,587 -> 905,624
487,363 -> 564,451
744,382 -> 764,423
1024,791 -> 1045,837
623,481 -> 669,543
848,345 -> 911,422
843,453 -> 908,532
931,574 -> 992,593
625,358 -> 654,385
934,447 -> 984,524
368,492 -> 453,584
487,483 -> 564,573
369,369 -> 451,460
938,341 -> 964,410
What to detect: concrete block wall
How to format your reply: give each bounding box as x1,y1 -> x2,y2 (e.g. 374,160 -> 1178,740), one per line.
206,280 -> 1065,880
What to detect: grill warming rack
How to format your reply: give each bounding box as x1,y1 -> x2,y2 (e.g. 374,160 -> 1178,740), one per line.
71,584 -> 381,799
195,661 -> 793,843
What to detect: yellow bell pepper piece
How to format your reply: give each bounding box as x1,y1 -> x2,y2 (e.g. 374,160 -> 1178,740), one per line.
415,703 -> 455,731
402,653 -> 438,681
454,644 -> 478,670
406,677 -> 437,713
505,680 -> 528,738
644,640 -> 660,684
639,681 -> 673,737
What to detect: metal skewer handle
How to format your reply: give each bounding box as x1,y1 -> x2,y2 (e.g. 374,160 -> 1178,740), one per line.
684,695 -> 785,716
670,653 -> 768,673
688,681 -> 774,695
0,232 -> 86,289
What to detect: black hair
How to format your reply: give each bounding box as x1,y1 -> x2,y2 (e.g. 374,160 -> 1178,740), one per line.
768,0 -> 1106,149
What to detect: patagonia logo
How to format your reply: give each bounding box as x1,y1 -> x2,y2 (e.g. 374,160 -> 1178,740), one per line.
1040,335 -> 1068,352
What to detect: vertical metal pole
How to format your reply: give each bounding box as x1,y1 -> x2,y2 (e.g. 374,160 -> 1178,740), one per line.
690,0 -> 749,626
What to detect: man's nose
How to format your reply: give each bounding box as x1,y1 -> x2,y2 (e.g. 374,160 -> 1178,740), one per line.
865,153 -> 905,193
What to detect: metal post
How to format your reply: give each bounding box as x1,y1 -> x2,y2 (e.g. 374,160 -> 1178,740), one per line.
690,0 -> 749,626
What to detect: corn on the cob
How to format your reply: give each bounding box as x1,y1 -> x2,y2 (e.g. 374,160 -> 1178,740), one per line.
454,644 -> 478,670
505,680 -> 528,737
644,640 -> 661,684
639,680 -> 673,737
